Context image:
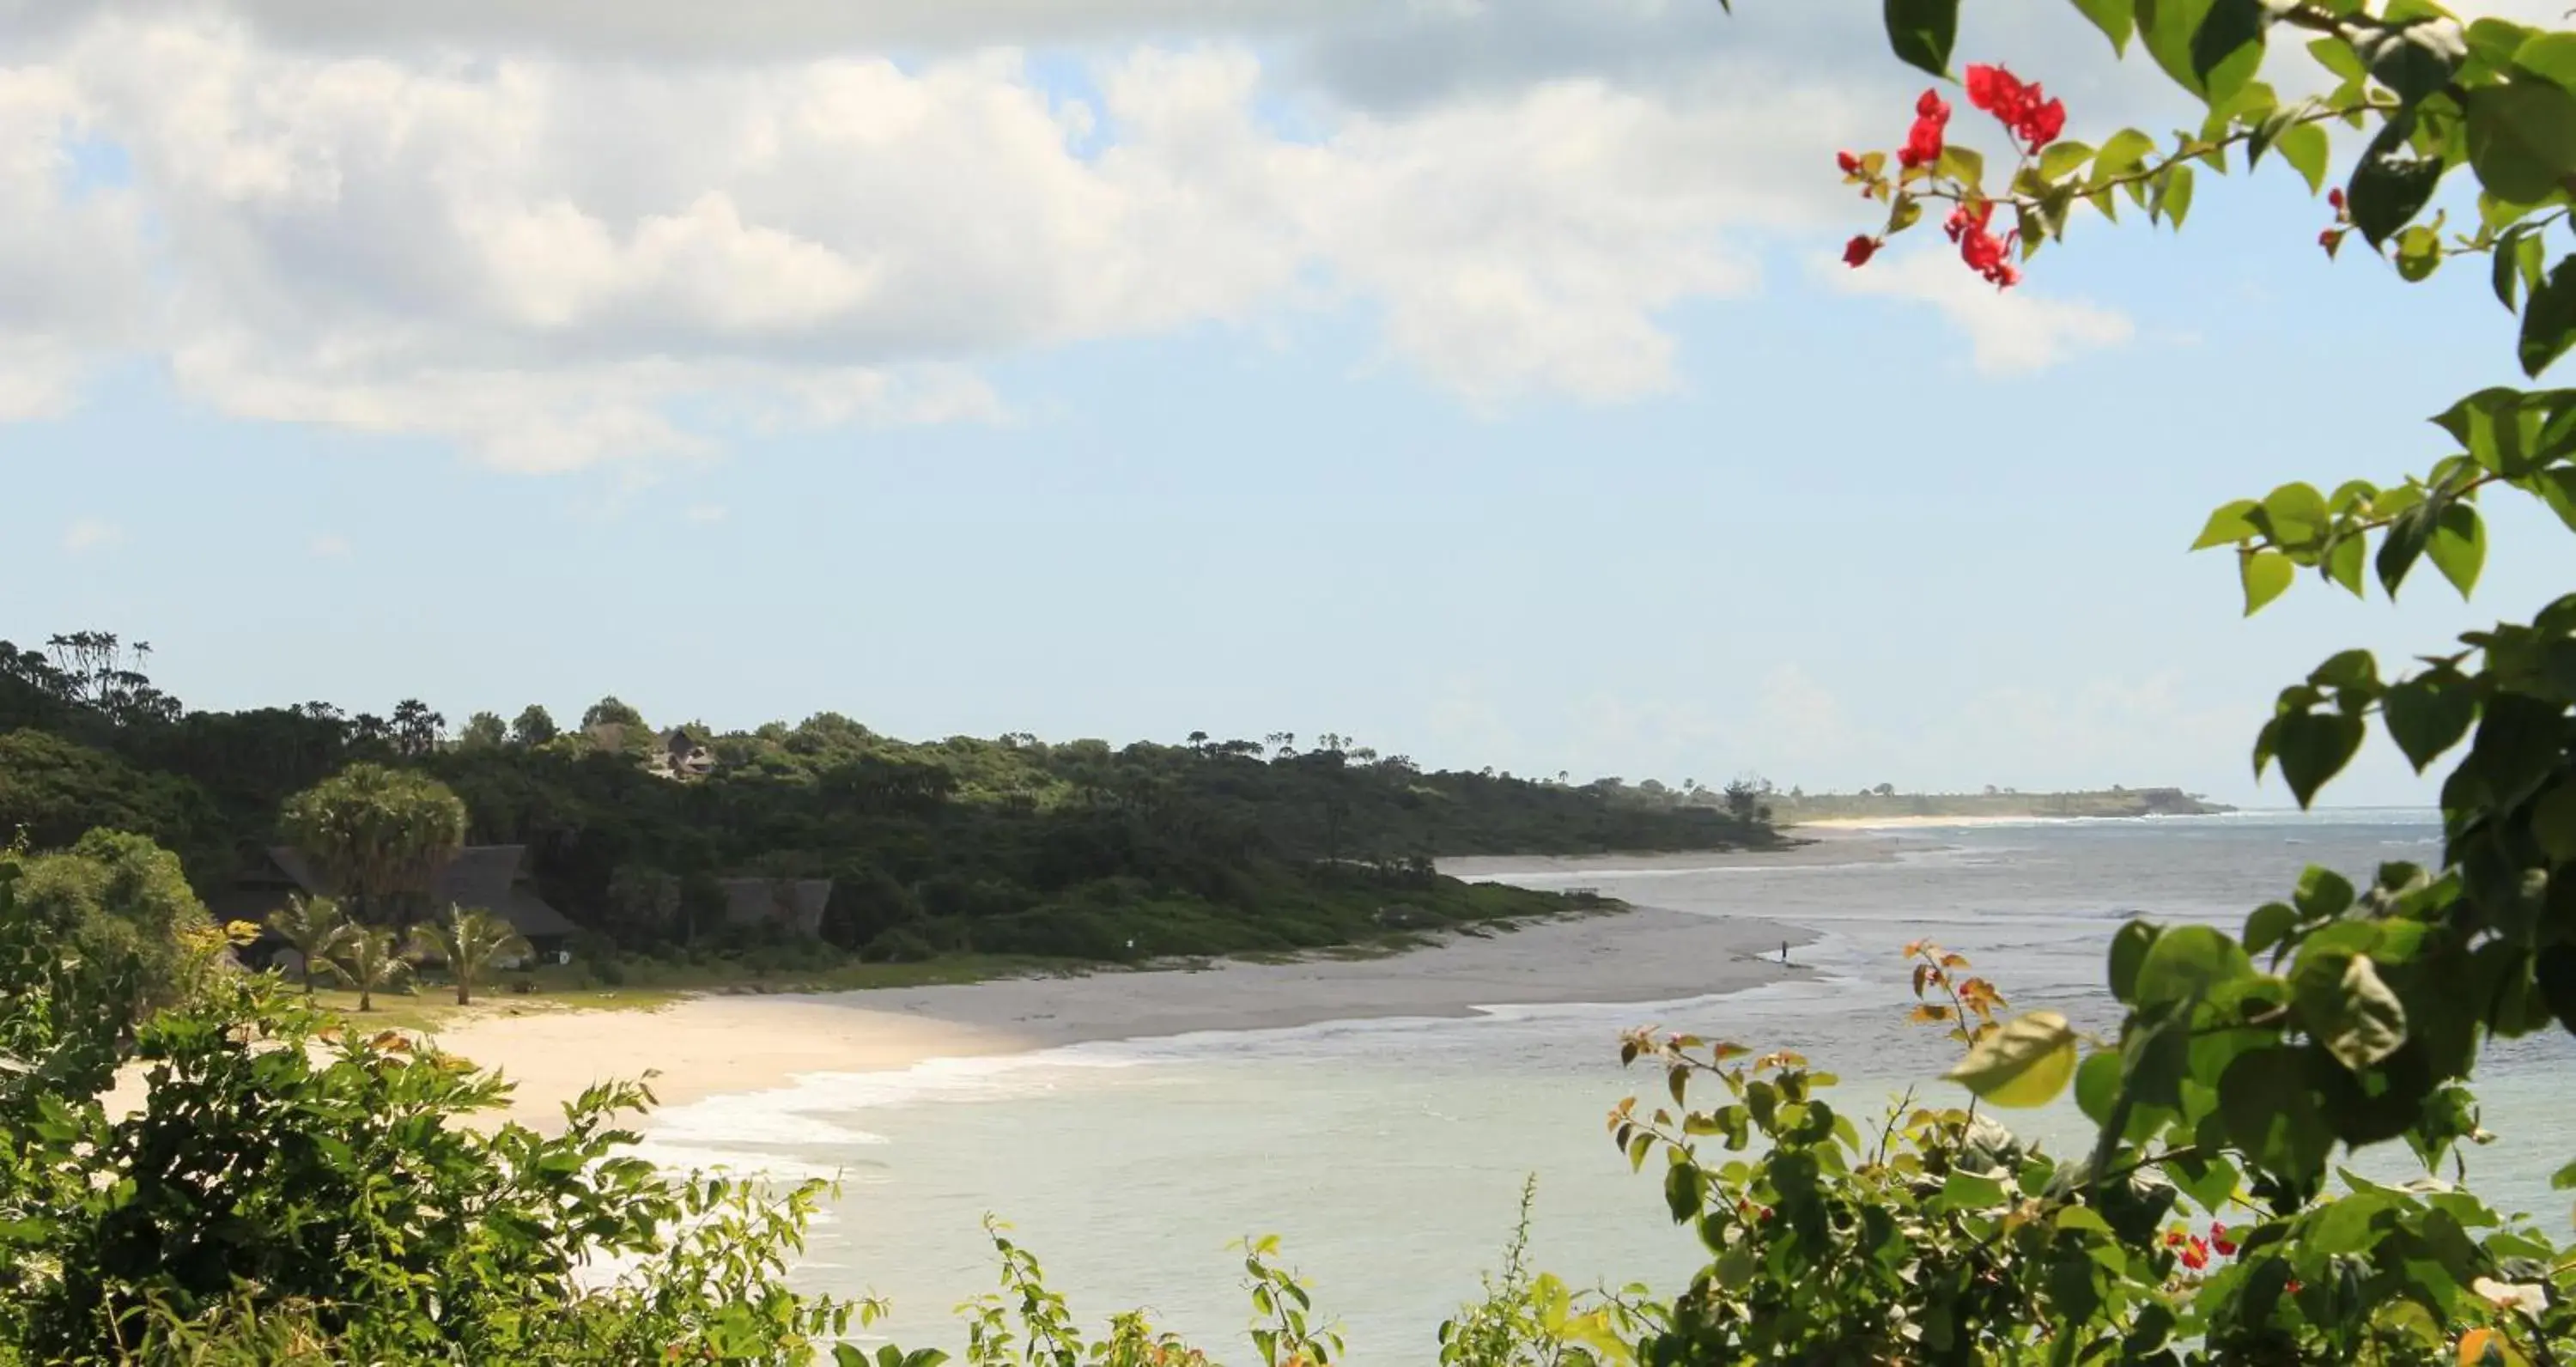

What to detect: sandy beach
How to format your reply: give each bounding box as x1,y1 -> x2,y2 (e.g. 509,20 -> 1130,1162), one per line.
422,899 -> 1817,1130
1792,815 -> 2077,830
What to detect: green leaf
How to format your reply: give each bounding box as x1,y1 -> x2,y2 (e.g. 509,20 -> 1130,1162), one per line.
2245,902 -> 2299,957
2038,141 -> 2095,181
2465,81 -> 2576,207
2426,502 -> 2485,597
2522,255 -> 2576,379
2538,944 -> 2576,1035
2466,18 -> 2537,73
2275,123 -> 2330,193
2348,119 -> 2445,247
2055,1204 -> 2114,1235
2218,1046 -> 2334,1181
2376,499 -> 2435,597
2110,921 -> 2160,1004
2297,952 -> 2409,1072
2153,161 -> 2197,228
2380,673 -> 2476,772
1663,1159 -> 1704,1223
2192,498 -> 2262,549
1883,0 -> 1959,77
2530,781 -> 2576,863
2324,533 -> 2366,597
2074,1046 -> 2123,1124
2093,128 -> 2157,186
2271,709 -> 2365,806
2432,386 -> 2576,476
2247,97 -> 2311,170
2137,0 -> 2268,105
1937,1167 -> 2009,1211
2070,0 -> 2133,53
2512,30 -> 2576,88
2260,481 -> 2330,546
1937,143 -> 1985,190
2296,866 -> 2356,920
2309,35 -> 2367,83
2240,549 -> 2294,615
2172,1153 -> 2240,1213
2356,20 -> 2465,111
1945,1009 -> 2081,1108
2135,925 -> 2253,1009
2395,225 -> 2442,282
2497,228 -> 2534,312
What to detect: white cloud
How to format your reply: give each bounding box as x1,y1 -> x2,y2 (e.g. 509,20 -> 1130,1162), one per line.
0,64 -> 149,418
61,516 -> 123,552
1821,246 -> 2135,374
309,533 -> 351,556
683,504 -> 727,524
0,3 -> 2180,470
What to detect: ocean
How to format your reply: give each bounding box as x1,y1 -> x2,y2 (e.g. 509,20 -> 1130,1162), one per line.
633,811 -> 2576,1361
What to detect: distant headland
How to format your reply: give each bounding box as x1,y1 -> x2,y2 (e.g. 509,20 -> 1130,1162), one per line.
1755,784 -> 2233,825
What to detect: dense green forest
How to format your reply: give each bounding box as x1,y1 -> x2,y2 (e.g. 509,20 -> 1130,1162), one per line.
0,632 -> 1777,966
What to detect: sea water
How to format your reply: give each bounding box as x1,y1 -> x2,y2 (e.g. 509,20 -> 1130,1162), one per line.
633,812 -> 2576,1361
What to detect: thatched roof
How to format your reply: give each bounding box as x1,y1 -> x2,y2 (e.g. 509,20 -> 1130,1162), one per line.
719,877 -> 831,939
249,844 -> 582,941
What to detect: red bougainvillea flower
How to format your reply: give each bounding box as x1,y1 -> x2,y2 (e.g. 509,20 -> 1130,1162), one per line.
1844,234 -> 1880,268
1899,89 -> 1950,168
2328,186 -> 2347,213
1947,200 -> 2018,289
2018,94 -> 2066,151
2164,1230 -> 2186,1248
1964,64 -> 2065,154
2209,1222 -> 2239,1258
1965,64 -> 2014,113
2180,1236 -> 2210,1271
1838,150 -> 1864,177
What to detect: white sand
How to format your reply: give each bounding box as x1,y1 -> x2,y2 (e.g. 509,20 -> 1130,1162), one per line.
1793,815 -> 2074,830
423,901 -> 1816,1130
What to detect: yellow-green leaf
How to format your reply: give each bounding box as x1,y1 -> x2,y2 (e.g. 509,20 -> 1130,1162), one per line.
2241,549 -> 2295,615
1944,1009 -> 2080,1108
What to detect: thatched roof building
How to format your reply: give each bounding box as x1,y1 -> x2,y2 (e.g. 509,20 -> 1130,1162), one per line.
215,845 -> 582,950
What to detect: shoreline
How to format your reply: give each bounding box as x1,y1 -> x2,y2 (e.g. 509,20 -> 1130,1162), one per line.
1794,814 -> 2144,830
428,901 -> 1822,1131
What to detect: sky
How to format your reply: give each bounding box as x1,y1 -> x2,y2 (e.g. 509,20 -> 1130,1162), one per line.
2,0 -> 2568,807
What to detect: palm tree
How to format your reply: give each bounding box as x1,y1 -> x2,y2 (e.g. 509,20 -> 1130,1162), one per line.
265,892 -> 353,995
406,904 -> 532,1006
280,763 -> 468,927
319,926 -> 412,1012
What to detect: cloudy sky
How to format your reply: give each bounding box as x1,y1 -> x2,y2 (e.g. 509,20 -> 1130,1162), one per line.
3,0 -> 2565,805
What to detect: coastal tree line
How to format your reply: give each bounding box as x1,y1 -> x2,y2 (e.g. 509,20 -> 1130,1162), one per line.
0,635 -> 1775,967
